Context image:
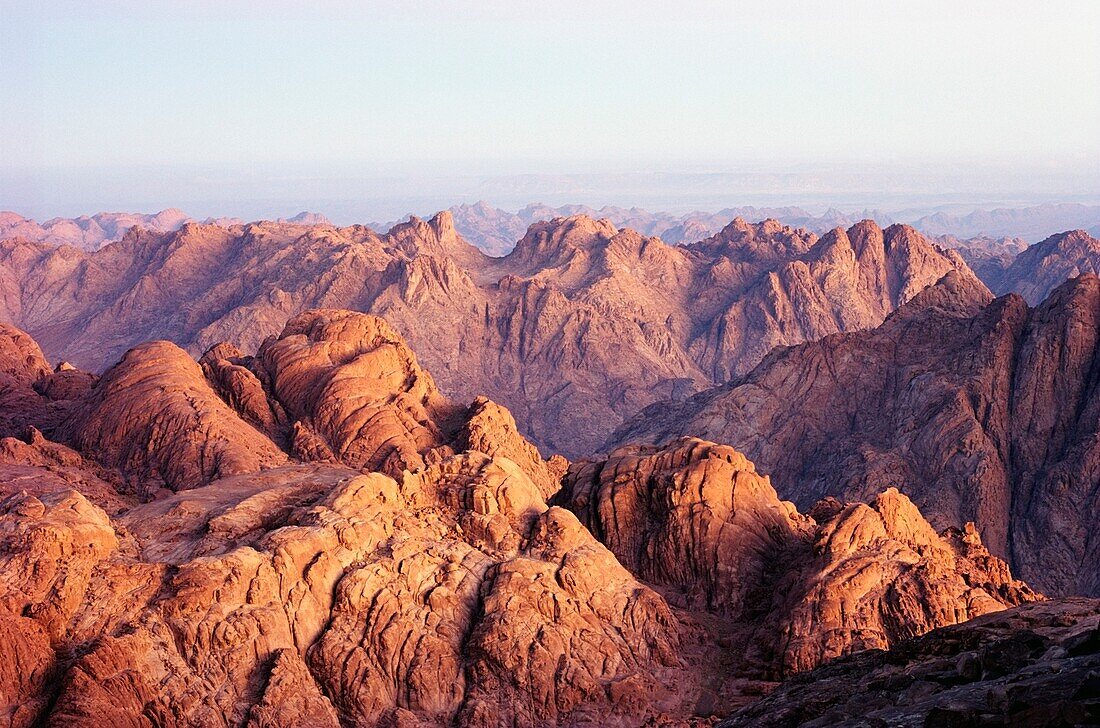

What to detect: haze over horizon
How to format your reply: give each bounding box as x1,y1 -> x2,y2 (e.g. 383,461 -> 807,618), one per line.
2,1 -> 1099,221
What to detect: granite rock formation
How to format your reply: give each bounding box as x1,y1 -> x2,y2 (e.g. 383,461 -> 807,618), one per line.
0,315 -> 1060,726
0,314 -> 697,726
558,438 -> 1037,676
720,597 -> 1100,727
612,272 -> 1100,597
0,213 -> 979,456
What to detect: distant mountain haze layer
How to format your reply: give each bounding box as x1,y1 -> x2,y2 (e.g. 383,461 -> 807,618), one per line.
1,212 -> 982,457
933,233 -> 1028,287
408,201 -> 1100,254
0,209 -> 326,252
6,200 -> 1099,255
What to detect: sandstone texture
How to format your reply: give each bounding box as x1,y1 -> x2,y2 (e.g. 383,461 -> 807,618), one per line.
61,340 -> 289,496
612,272 -> 1100,597
0,315 -> 702,726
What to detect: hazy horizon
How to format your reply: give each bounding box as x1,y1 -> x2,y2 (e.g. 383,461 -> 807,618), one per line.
2,1 -> 1099,221
6,164 -> 1100,227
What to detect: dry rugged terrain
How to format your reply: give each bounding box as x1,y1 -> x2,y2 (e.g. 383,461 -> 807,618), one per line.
3,209 -> 1100,725
0,212 -> 978,457
613,272 -> 1100,598
2,311 -> 1085,727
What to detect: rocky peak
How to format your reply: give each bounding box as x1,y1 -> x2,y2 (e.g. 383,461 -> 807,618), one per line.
996,229 -> 1100,303
427,209 -> 457,241
611,269 -> 1100,597
691,217 -> 817,262
282,211 -> 331,225
559,437 -> 1037,677
846,218 -> 885,256
889,269 -> 995,320
0,323 -> 52,386
385,210 -> 484,267
507,215 -> 618,262
0,315 -> 1077,726
61,340 -> 288,496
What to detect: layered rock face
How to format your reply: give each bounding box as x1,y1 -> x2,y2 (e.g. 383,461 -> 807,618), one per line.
0,315 -> 1060,726
0,212 -> 978,456
612,273 -> 1100,597
557,438 -> 1036,676
993,229 -> 1100,303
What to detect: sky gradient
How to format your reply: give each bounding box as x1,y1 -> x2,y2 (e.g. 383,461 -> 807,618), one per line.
2,1 -> 1098,220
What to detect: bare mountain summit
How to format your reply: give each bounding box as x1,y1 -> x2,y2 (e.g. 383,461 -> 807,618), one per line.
0,213 -> 980,456
993,229 -> 1100,303
612,272 -> 1100,597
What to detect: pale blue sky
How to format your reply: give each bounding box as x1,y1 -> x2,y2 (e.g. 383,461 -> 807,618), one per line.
1,1 -> 1098,219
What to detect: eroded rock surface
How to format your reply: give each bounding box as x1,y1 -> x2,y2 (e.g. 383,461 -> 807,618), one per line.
5,460 -> 688,726
559,438 -> 1037,677
1,213 -> 980,456
62,340 -> 289,496
0,317 -> 701,726
720,598 -> 1100,727
0,315 -> 1079,726
613,273 -> 1100,597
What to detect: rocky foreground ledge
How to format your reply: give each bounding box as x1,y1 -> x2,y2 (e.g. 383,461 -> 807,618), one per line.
721,598 -> 1100,727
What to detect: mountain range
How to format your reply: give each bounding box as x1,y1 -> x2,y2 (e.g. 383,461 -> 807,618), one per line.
5,208 -> 1099,457
442,200 -> 1100,254
7,200 -> 1099,256
1,212 -> 984,457
611,270 -> 1100,598
2,205 -> 1100,724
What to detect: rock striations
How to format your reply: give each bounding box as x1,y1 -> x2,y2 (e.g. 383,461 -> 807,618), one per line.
557,438 -> 1036,677
612,272 -> 1100,598
0,314 -> 1075,726
993,229 -> 1100,303
0,213 -> 979,456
